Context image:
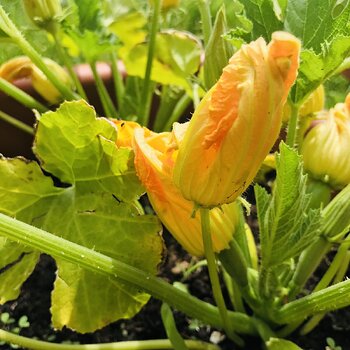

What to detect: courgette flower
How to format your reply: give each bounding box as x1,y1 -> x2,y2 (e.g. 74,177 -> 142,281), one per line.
133,126 -> 240,257
23,0 -> 62,29
112,119 -> 141,148
301,94 -> 350,189
173,32 -> 300,207
0,56 -> 72,104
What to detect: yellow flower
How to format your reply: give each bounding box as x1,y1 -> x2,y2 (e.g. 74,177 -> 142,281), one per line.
111,119 -> 142,148
23,0 -> 62,29
173,32 -> 300,207
301,94 -> 350,189
133,126 -> 240,257
0,56 -> 72,104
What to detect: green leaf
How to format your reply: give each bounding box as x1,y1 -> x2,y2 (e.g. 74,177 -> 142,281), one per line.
266,338 -> 302,350
0,157 -> 63,303
291,37 -> 350,104
0,0 -> 54,64
256,143 -> 321,268
0,239 -> 39,303
33,100 -> 142,202
242,0 -> 283,40
203,7 -> 234,89
0,101 -> 163,333
46,192 -> 162,332
324,73 -> 350,109
73,0 -> 102,31
284,0 -> 350,104
67,30 -> 118,63
124,30 -> 202,90
108,11 -> 147,57
284,0 -> 350,52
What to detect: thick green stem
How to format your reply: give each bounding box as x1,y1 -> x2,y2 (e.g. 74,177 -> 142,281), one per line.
0,329 -> 219,350
0,110 -> 34,134
0,78 -> 47,113
198,0 -> 212,46
300,242 -> 350,335
223,269 -> 246,313
110,52 -> 125,112
161,303 -> 188,350
0,213 -> 256,335
90,62 -> 118,118
51,28 -> 87,100
200,208 -> 244,346
286,103 -> 300,148
288,236 -> 331,299
139,0 -> 162,126
274,279 -> 350,324
0,6 -> 77,101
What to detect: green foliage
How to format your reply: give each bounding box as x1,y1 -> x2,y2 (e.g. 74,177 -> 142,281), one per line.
124,30 -> 202,91
285,0 -> 350,104
0,0 -> 54,64
203,7 -> 234,89
284,0 -> 350,52
324,74 -> 350,109
266,338 -> 303,349
256,143 -> 321,268
242,0 -> 283,40
0,101 -> 163,333
326,337 -> 342,350
0,312 -> 30,347
236,0 -> 350,105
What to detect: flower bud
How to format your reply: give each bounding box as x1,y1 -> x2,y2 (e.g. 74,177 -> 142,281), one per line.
0,56 -> 33,81
133,127 -> 239,257
301,94 -> 350,189
23,0 -> 62,29
111,120 -> 141,148
282,84 -> 325,122
31,58 -> 72,104
0,56 -> 72,104
173,32 -> 300,207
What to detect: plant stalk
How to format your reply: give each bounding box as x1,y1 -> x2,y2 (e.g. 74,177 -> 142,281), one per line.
90,62 -> 118,118
300,241 -> 350,335
200,208 -> 244,346
0,78 -> 48,113
198,0 -> 212,46
139,0 -> 162,126
0,213 -> 256,336
51,27 -> 88,100
286,103 -> 300,148
0,110 -> 34,134
274,278 -> 350,324
0,329 -> 219,350
0,6 -> 78,101
110,52 -> 125,112
288,236 -> 331,299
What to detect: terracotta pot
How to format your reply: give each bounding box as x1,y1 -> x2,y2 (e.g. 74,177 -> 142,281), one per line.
0,62 -> 118,159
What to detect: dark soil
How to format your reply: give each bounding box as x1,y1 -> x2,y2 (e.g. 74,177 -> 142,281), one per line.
1,230 -> 350,350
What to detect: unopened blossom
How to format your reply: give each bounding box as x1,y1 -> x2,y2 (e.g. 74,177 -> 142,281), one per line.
133,126 -> 240,256
0,56 -> 72,104
301,94 -> 350,189
173,31 -> 300,207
